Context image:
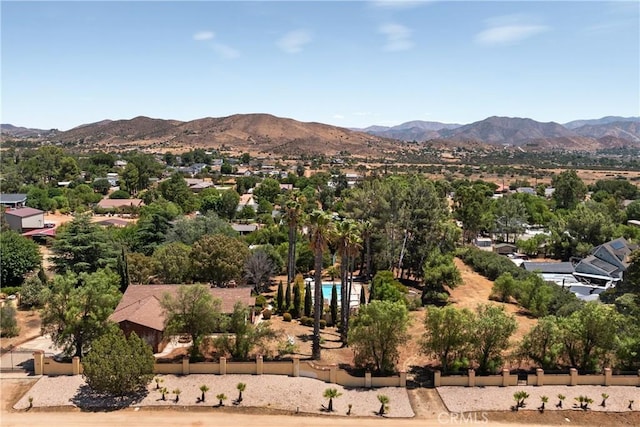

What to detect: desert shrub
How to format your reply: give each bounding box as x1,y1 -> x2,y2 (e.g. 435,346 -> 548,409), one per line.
0,305 -> 19,337
255,295 -> 267,308
262,308 -> 272,320
283,312 -> 292,322
319,319 -> 326,329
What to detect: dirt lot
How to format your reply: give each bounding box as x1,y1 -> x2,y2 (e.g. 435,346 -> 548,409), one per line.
0,305 -> 42,353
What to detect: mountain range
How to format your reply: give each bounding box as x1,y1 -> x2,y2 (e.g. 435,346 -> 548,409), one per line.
2,114 -> 639,155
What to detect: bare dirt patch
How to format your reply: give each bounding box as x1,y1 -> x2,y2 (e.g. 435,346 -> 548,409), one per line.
0,307 -> 42,353
449,257 -> 537,342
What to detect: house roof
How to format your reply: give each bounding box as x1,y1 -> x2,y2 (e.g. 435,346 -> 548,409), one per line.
5,207 -> 44,218
96,218 -> 130,227
97,198 -> 144,209
522,261 -> 575,274
22,227 -> 56,237
231,223 -> 258,233
109,285 -> 254,331
0,193 -> 27,204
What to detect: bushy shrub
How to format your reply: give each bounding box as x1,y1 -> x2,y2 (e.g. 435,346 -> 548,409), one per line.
283,312 -> 292,322
255,295 -> 267,308
319,319 -> 326,329
300,316 -> 314,327
0,305 -> 19,337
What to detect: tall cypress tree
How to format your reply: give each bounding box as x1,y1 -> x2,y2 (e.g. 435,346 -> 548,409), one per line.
330,284 -> 338,326
304,282 -> 312,317
285,281 -> 292,312
293,282 -> 302,318
276,280 -> 284,314
360,285 -> 366,305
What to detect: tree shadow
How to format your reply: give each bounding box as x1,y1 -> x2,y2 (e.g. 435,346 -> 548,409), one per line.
70,384 -> 148,411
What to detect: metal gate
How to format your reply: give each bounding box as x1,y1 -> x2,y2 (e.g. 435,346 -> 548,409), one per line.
0,348 -> 36,373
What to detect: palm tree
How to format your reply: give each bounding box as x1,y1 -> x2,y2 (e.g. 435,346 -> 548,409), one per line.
154,377 -> 163,389
172,388 -> 181,403
284,194 -> 305,286
600,393 -> 609,408
159,387 -> 168,401
377,394 -> 390,416
199,385 -> 209,402
236,382 -> 246,403
216,393 -> 227,407
538,396 -> 548,413
323,388 -> 342,412
556,394 -> 565,409
335,219 -> 359,343
308,209 -> 334,360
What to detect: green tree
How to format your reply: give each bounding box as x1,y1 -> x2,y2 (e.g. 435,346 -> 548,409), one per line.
304,281 -> 313,317
20,274 -> 45,308
471,304 -> 517,374
559,302 -> 621,371
492,273 -> 518,303
421,306 -> 474,374
552,170 -> 587,210
57,156 -> 80,182
330,284 -> 338,326
216,302 -> 276,360
285,281 -> 292,312
422,249 -> 461,305
348,300 -> 409,374
191,235 -> 250,285
369,270 -> 406,304
159,172 -> 198,213
253,178 -> 281,204
121,163 -> 140,195
51,214 -> 119,274
308,209 -> 334,360
126,252 -> 157,285
276,280 -> 284,314
293,281 -> 302,318
165,212 -> 237,245
282,193 -> 305,285
493,196 -> 528,243
152,242 -> 192,284
0,305 -> 19,337
516,316 -> 563,370
92,178 -> 111,195
161,284 -> 224,361
40,270 -> 121,357
0,231 -> 42,286
82,328 -> 154,396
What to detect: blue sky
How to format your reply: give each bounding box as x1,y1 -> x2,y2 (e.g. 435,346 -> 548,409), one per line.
2,1 -> 639,130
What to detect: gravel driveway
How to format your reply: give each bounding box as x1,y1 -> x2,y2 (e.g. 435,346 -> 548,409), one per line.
13,374 -> 414,418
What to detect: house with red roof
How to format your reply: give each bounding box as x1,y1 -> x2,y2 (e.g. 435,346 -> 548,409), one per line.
109,285 -> 254,352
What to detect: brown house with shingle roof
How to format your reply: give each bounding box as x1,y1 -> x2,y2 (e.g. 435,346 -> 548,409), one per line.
109,285 -> 254,352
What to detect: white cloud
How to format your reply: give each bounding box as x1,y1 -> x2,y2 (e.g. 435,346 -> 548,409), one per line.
193,31 -> 215,41
277,30 -> 312,54
475,16 -> 548,46
379,23 -> 414,51
333,114 -> 345,119
212,43 -> 240,59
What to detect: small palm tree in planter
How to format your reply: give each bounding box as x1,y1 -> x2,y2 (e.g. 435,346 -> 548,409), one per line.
600,393 -> 609,408
199,385 -> 209,403
377,395 -> 390,416
323,388 -> 342,412
628,400 -> 634,410
236,382 -> 246,403
173,388 -> 181,403
28,396 -> 33,410
538,396 -> 548,413
154,377 -> 164,390
347,403 -> 352,416
216,393 -> 228,407
556,394 -> 565,409
159,387 -> 168,401
512,391 -> 530,410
